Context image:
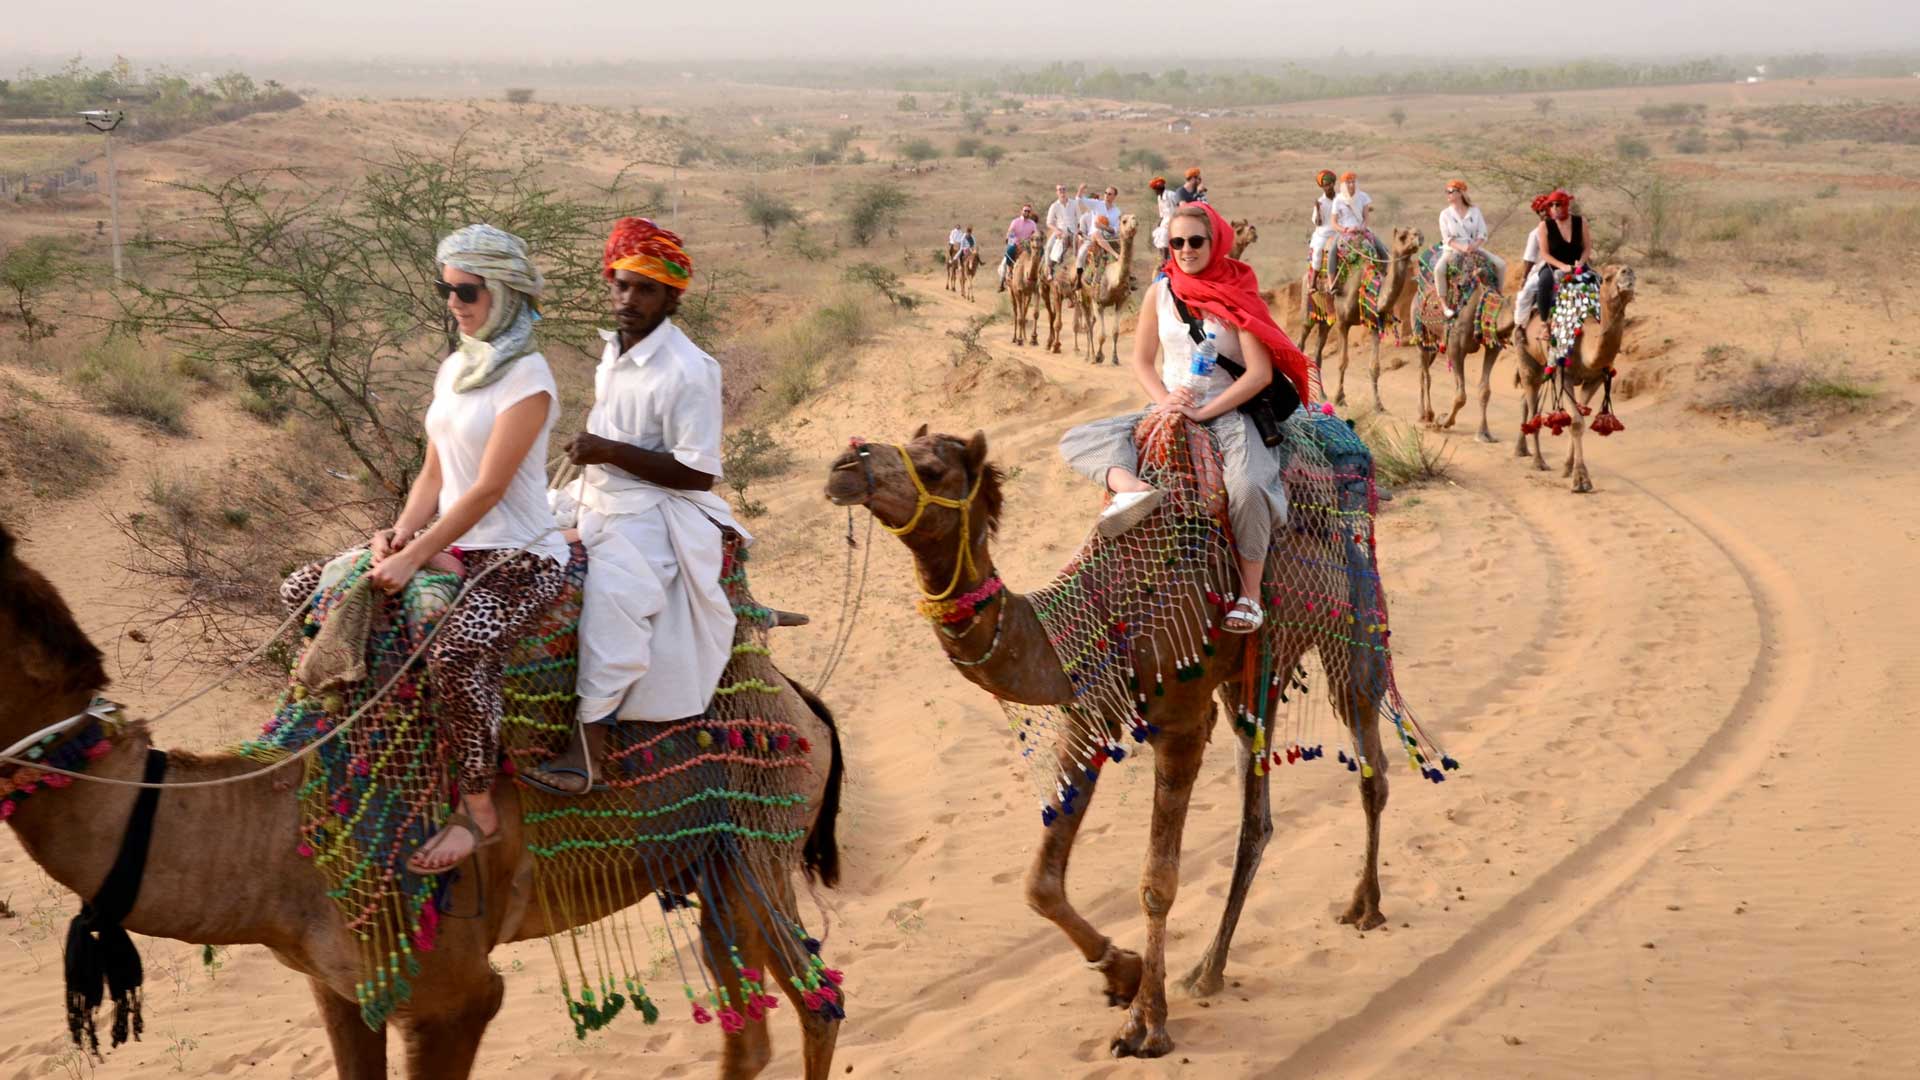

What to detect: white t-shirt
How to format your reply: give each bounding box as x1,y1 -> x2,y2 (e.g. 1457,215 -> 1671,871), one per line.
1153,279 -> 1241,409
1046,199 -> 1079,236
1333,191 -> 1371,230
1312,194 -> 1338,232
424,351 -> 568,564
948,227 -> 967,247
577,320 -> 735,524
1439,204 -> 1488,248
1521,223 -> 1543,264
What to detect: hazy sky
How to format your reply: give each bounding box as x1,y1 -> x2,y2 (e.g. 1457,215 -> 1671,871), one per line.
7,0 -> 1918,62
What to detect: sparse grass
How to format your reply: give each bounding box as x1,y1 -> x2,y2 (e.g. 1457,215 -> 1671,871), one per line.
65,337 -> 190,433
745,286 -> 886,417
0,378 -> 114,501
1696,360 -> 1878,419
1355,414 -> 1455,489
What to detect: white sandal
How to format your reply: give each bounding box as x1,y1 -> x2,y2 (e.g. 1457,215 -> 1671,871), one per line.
1223,596 -> 1264,635
1097,488 -> 1164,539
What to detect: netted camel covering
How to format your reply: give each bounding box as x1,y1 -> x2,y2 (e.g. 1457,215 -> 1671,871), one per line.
247,543 -> 837,1035
1412,243 -> 1503,347
1006,410 -> 1456,827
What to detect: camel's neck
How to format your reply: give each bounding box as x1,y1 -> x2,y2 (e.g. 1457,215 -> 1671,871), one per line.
1593,291 -> 1631,362
7,724 -> 310,948
900,528 -> 1075,706
1382,250 -> 1413,303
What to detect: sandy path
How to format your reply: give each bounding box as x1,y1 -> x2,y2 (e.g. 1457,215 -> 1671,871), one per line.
2,269 -> 1915,1078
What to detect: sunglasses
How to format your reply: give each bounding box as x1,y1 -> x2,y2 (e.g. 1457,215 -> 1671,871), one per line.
1168,235 -> 1208,250
434,279 -> 484,304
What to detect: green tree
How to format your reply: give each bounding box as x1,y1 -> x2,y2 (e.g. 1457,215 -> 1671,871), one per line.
845,182 -> 910,247
211,70 -> 258,103
739,187 -> 800,243
122,145 -> 647,501
953,136 -> 983,158
1388,106 -> 1408,129
1533,95 -> 1555,116
980,144 -> 1007,167
1728,125 -> 1752,150
0,236 -> 84,343
897,93 -> 918,112
901,138 -> 940,164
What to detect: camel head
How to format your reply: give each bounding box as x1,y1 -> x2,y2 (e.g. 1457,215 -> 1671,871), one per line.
1230,219 -> 1258,258
825,426 -> 1005,548
1118,213 -> 1138,241
1600,264 -> 1637,311
1390,226 -> 1424,260
0,524 -> 107,738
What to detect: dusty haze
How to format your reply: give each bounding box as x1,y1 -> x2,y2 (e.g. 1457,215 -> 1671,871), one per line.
6,0 -> 1919,61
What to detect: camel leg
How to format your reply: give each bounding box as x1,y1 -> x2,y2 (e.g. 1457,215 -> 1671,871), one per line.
1024,749 -> 1142,1008
1369,332 -> 1386,414
1476,345 -> 1499,443
1110,726 -> 1207,1059
1568,379 -> 1597,493
397,967 -> 504,1080
1332,674 -> 1391,931
1440,344 -> 1467,430
1417,348 -> 1435,424
1337,322 -> 1355,409
1179,690 -> 1273,999
310,978 -> 386,1080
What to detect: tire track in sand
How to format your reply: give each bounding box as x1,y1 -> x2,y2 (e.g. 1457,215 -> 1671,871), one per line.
1270,473 -> 1815,1079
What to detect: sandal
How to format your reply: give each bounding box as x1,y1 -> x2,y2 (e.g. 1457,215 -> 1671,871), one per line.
405,811 -> 501,876
1222,596 -> 1264,635
519,763 -> 606,797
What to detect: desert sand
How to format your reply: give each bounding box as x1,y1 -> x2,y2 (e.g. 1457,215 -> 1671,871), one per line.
3,75 -> 1918,1079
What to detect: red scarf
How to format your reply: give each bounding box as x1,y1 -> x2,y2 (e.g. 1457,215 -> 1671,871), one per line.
1163,202 -> 1315,404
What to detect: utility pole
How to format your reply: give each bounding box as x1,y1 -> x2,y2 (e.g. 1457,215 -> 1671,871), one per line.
78,109 -> 125,282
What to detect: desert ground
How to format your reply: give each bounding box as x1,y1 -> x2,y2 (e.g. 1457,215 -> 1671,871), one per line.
3,72 -> 1919,1078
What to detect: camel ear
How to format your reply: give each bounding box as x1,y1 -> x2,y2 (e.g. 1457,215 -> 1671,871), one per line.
911,422 -> 930,440
963,430 -> 989,471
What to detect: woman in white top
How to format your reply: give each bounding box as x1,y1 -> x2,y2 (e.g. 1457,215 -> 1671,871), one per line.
1059,203 -> 1315,634
277,224 -> 569,875
1333,170 -> 1388,262
1432,179 -> 1508,318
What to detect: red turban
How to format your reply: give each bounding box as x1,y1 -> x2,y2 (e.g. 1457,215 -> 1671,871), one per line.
1530,194 -> 1551,214
1150,176 -> 1166,190
603,217 -> 692,290
1544,189 -> 1573,207
1164,201 -> 1314,406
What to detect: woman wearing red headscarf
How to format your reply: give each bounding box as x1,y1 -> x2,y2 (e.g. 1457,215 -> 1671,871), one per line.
1059,201 -> 1315,634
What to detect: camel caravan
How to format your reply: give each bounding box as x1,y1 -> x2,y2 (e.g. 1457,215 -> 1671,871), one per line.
0,157 -> 1635,1078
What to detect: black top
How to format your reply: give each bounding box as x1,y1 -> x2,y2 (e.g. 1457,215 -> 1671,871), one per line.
1544,215 -> 1584,266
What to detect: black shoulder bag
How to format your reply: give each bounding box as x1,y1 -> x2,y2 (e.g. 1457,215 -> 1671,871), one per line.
1171,295 -> 1299,448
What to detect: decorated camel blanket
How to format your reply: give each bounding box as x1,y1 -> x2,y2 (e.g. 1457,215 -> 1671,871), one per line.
244,544 -> 837,1036
1004,410 -> 1455,828
1411,243 -> 1502,350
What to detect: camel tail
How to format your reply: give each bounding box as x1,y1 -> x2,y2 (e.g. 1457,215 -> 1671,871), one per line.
788,676 -> 844,889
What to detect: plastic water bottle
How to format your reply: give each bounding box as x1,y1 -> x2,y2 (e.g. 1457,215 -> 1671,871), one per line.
1187,332 -> 1218,393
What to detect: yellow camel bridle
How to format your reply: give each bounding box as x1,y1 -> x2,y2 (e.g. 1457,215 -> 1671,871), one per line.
856,441 -> 984,602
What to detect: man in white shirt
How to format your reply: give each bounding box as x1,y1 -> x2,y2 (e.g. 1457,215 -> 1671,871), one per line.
1044,183 -> 1080,267
527,217 -> 745,794
947,224 -> 967,265
1073,185 -> 1124,281
1514,194 -> 1552,329
1305,168 -> 1340,294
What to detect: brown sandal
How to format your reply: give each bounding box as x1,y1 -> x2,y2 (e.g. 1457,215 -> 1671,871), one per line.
406,811 -> 501,876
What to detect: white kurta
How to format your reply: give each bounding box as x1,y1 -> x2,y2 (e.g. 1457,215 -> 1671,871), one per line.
554,320 -> 748,723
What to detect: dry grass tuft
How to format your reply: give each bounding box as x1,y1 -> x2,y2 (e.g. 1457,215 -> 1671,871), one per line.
1356,412 -> 1455,489
65,337 -> 192,434
0,376 -> 114,502
1695,358 -> 1877,420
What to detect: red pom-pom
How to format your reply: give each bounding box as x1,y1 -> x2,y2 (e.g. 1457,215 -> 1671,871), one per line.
797,738 -> 812,754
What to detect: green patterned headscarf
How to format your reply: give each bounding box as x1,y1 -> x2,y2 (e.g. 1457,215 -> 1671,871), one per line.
436,224 -> 546,393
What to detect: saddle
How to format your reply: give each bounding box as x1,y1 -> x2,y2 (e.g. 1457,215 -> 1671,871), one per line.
1411,244 -> 1503,348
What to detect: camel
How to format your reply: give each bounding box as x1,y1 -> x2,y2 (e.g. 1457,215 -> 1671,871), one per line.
826,426 -> 1437,1060
956,247 -> 981,303
1513,264 -> 1637,492
1075,213 -> 1138,366
1040,250 -> 1077,355
1295,227 -> 1423,413
1007,237 -> 1045,347
1228,218 -> 1257,260
0,525 -> 846,1080
1411,248 -> 1514,441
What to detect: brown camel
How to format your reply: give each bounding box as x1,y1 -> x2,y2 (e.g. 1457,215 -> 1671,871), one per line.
1295,227 -> 1423,413
826,427 -> 1431,1060
1076,213 -> 1138,366
1007,236 -> 1045,347
0,526 -> 846,1080
956,247 -> 981,302
1411,248 -> 1514,441
1514,264 -> 1638,492
1040,250 -> 1077,355
1228,218 -> 1257,260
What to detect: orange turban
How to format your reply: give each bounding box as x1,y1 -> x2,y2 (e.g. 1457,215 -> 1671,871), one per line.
1184,167 -> 1202,180
603,217 -> 692,290
1315,169 -> 1336,186
1340,171 -> 1357,182
1149,176 -> 1166,190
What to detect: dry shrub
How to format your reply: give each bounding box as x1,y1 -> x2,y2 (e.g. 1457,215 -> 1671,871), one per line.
66,336 -> 190,433
1355,413 -> 1454,489
1695,359 -> 1877,420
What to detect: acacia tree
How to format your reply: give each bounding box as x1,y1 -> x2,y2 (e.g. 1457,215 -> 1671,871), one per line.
739,187 -> 800,243
122,143 -> 649,500
0,236 -> 84,343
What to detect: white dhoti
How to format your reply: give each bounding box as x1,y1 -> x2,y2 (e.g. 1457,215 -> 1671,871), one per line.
1307,226 -> 1337,271
564,492 -> 747,723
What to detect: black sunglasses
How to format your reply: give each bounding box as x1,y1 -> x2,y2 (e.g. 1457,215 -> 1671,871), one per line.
1168,235 -> 1208,250
434,279 -> 484,304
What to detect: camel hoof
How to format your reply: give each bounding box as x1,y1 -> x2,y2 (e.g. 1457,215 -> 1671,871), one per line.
1335,390 -> 1348,407
1477,431 -> 1497,444
1095,947 -> 1143,1008
1572,476 -> 1594,495
1177,962 -> 1225,1000
1337,903 -> 1387,932
1533,459 -> 1550,472
1109,1014 -> 1174,1059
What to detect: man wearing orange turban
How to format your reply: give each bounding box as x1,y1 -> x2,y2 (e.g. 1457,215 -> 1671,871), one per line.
528,217 -> 744,794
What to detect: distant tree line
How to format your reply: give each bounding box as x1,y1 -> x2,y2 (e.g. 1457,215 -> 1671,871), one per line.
0,56 -> 302,138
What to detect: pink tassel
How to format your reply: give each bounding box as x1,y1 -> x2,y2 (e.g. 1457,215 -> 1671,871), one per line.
719,1007 -> 746,1033
823,968 -> 844,986
691,1004 -> 713,1024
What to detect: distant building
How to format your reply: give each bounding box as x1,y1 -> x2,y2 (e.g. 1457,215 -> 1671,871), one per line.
1167,118 -> 1193,134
